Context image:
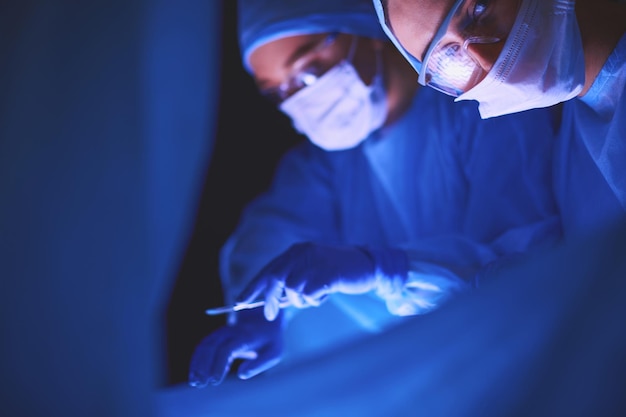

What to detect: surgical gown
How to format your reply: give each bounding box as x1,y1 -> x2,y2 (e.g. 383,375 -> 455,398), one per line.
161,221 -> 626,417
220,86 -> 560,358
554,33 -> 626,235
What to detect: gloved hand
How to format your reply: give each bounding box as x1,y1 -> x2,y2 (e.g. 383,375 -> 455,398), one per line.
188,309 -> 284,387
237,242 -> 409,321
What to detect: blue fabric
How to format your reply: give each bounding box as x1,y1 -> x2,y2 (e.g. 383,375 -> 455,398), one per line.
238,0 -> 386,72
0,2 -> 219,415
372,0 -> 626,235
220,86 -> 561,357
159,222 -> 626,417
554,34 -> 626,236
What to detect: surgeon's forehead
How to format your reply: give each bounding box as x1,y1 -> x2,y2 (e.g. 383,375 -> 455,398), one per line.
385,0 -> 456,61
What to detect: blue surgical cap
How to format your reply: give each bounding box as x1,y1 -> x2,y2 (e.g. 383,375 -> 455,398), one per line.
372,0 -> 423,73
238,0 -> 387,72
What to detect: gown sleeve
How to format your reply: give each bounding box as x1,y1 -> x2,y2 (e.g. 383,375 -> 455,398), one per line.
219,143 -> 340,310
380,104 -> 562,316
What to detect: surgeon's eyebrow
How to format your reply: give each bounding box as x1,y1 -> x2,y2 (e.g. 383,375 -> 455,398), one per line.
254,37 -> 326,90
285,37 -> 325,68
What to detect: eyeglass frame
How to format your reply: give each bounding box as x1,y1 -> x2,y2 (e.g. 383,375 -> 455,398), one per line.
259,32 -> 343,104
418,0 -> 505,96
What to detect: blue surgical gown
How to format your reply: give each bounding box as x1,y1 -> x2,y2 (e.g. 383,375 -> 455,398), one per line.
220,86 -> 560,358
160,222 -> 626,417
554,34 -> 626,235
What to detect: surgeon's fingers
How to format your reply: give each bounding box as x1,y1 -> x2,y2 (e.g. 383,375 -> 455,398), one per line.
284,281 -> 308,308
237,278 -> 267,306
302,292 -> 326,307
302,279 -> 332,306
263,278 -> 284,321
209,339 -> 258,386
237,342 -> 282,380
188,333 -> 226,388
237,254 -> 291,305
284,258 -> 327,307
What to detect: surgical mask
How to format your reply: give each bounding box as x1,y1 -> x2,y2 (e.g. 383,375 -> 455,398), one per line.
455,0 -> 585,119
280,37 -> 387,151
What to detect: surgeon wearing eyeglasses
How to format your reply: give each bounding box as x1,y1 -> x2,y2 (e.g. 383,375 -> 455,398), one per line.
374,0 -> 626,235
188,0 -> 562,388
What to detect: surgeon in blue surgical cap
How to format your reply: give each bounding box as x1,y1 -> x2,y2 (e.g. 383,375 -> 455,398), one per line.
188,0 -> 562,388
374,0 -> 626,236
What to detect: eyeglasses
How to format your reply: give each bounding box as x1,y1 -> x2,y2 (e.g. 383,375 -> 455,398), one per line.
260,32 -> 340,104
418,0 -> 501,97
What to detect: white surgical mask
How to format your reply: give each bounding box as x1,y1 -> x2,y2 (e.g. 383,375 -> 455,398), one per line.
455,0 -> 585,119
280,37 -> 387,150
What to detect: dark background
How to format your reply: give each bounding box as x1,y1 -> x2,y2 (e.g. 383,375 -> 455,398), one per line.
164,1 -> 303,385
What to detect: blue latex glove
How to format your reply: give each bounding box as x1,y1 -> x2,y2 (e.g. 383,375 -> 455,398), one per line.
237,242 -> 409,321
188,309 -> 284,387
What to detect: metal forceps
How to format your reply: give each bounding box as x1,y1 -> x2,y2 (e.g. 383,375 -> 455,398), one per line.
205,298 -> 291,316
